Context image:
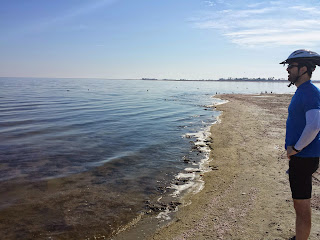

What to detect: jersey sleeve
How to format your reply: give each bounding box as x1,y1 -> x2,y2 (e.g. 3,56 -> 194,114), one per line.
302,89 -> 320,112
294,109 -> 320,150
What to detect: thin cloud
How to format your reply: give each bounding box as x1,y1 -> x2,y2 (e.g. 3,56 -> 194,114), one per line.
193,0 -> 320,47
225,29 -> 283,36
33,0 -> 117,31
231,31 -> 320,46
290,6 -> 318,13
204,1 -> 216,7
4,0 -> 117,40
247,2 -> 266,8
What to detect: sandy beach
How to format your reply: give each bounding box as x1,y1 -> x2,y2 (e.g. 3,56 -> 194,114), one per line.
149,94 -> 320,240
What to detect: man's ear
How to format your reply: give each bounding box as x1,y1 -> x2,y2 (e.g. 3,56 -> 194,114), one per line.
299,65 -> 308,73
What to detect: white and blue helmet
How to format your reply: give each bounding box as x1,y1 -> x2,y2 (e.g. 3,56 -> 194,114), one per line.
280,49 -> 320,65
281,49 -> 320,87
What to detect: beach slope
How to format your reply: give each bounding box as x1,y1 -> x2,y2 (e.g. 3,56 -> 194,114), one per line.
150,94 -> 320,240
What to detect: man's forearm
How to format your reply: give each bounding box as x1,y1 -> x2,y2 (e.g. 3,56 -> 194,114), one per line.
294,109 -> 320,150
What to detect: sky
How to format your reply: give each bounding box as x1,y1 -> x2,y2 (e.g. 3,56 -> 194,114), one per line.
1,0 -> 320,80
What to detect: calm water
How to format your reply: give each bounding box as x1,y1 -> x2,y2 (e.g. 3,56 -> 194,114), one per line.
1,78 -> 222,181
1,78 -> 301,182
0,78 -> 315,239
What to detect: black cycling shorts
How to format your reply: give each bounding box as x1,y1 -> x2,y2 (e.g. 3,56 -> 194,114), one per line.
289,155 -> 319,199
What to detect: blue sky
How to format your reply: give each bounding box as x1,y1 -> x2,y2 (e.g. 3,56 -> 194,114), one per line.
1,0 -> 320,80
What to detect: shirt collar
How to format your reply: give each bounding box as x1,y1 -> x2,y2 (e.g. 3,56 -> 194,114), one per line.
297,80 -> 311,89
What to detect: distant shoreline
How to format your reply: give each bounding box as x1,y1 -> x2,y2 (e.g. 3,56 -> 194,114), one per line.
141,78 -> 320,83
1,76 -> 319,83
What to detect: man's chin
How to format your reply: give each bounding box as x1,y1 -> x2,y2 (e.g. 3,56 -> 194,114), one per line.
288,76 -> 295,83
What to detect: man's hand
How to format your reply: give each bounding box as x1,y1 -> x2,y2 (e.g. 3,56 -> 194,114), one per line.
287,146 -> 298,159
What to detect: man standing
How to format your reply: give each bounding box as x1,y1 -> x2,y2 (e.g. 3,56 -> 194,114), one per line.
280,49 -> 320,240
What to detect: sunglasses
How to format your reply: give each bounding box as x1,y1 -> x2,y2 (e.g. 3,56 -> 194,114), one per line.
287,64 -> 299,69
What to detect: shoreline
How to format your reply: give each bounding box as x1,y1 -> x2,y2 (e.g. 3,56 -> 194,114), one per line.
112,119 -> 220,240
147,94 -> 320,240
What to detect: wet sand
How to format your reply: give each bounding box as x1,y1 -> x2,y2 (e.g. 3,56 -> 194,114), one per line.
0,164 -> 147,240
150,94 -> 320,240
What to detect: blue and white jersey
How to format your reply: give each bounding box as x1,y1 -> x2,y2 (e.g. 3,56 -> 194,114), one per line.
286,80 -> 320,157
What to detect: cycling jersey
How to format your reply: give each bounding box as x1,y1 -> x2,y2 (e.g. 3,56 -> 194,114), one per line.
285,80 -> 320,157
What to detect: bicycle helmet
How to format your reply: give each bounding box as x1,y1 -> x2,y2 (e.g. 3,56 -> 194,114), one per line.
280,49 -> 320,87
280,49 -> 320,65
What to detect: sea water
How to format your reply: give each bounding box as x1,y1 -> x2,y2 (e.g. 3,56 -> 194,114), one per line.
0,78 -> 315,239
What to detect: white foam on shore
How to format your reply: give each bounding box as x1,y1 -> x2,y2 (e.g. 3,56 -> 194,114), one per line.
170,98 -> 229,197
156,209 -> 172,220
156,97 -> 229,220
213,100 -> 229,106
154,126 -> 214,221
170,124 -> 213,198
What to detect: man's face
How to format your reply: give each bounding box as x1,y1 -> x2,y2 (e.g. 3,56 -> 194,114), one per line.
287,62 -> 299,82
